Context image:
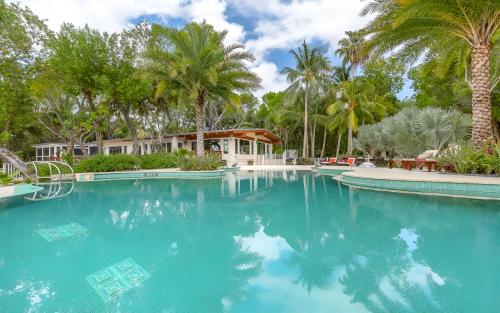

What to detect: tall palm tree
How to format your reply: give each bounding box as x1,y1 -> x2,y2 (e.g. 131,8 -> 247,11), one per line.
144,22 -> 260,156
335,30 -> 368,79
361,0 -> 500,148
328,79 -> 386,155
282,41 -> 331,158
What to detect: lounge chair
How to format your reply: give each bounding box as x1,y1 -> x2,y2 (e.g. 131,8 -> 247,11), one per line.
337,157 -> 356,167
401,150 -> 439,172
320,157 -> 337,165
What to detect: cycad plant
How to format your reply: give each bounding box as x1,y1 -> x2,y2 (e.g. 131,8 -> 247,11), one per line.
143,22 -> 260,156
282,41 -> 331,158
356,107 -> 472,157
362,0 -> 500,148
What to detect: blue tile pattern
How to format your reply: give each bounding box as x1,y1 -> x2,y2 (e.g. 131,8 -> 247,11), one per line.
37,223 -> 88,241
341,176 -> 500,200
92,170 -> 225,181
86,258 -> 151,302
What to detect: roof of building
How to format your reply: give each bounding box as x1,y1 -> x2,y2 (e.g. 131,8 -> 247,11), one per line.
34,128 -> 282,147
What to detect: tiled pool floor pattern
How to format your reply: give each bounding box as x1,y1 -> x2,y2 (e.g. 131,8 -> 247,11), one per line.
1,172 -> 499,312
86,258 -> 151,302
36,223 -> 88,241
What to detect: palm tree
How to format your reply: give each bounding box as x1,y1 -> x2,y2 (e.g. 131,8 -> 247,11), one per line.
335,30 -> 368,79
282,41 -> 331,158
144,22 -> 260,156
361,0 -> 500,148
327,79 -> 386,155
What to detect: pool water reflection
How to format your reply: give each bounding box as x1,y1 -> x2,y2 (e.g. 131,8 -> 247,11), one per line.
0,171 -> 498,312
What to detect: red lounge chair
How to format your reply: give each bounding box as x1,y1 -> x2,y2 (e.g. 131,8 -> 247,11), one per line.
337,157 -> 356,167
320,157 -> 337,165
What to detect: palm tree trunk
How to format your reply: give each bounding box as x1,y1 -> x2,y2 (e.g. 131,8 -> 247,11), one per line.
195,93 -> 205,156
471,43 -> 492,149
303,85 -> 309,158
347,124 -> 353,155
336,131 -> 342,157
320,127 -> 327,158
311,101 -> 318,157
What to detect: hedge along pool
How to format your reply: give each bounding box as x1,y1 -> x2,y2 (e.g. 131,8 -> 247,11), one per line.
0,171 -> 498,312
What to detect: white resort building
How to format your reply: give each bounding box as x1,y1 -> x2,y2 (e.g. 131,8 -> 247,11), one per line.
34,129 -> 283,166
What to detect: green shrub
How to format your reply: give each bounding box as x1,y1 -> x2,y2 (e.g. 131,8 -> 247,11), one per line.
0,172 -> 7,179
75,154 -> 140,173
36,163 -> 73,176
179,154 -> 223,171
438,142 -> 500,175
1,176 -> 12,186
139,153 -> 178,169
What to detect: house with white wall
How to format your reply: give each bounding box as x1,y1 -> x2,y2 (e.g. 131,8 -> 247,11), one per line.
34,129 -> 282,166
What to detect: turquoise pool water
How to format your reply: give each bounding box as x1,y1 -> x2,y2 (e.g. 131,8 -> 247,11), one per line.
0,171 -> 498,312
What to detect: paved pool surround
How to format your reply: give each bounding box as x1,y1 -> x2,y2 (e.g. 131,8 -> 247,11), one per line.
0,184 -> 43,199
330,167 -> 500,200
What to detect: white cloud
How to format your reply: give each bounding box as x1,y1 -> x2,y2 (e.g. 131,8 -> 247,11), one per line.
251,61 -> 289,98
12,0 -> 369,96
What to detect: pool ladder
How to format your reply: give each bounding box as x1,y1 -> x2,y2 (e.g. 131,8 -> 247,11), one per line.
24,161 -> 75,201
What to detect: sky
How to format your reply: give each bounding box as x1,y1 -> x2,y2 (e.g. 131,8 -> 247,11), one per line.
13,0 -> 413,99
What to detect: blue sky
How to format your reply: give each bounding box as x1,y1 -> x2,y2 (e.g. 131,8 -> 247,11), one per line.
16,0 -> 413,99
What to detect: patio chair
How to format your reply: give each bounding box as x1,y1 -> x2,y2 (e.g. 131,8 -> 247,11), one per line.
401,150 -> 440,172
320,157 -> 337,165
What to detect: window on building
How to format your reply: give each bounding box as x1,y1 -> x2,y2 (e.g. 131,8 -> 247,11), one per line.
239,140 -> 251,155
167,142 -> 172,153
257,142 -> 266,155
109,146 -> 123,154
223,139 -> 228,154
191,141 -> 196,151
178,142 -> 183,149
123,146 -> 128,154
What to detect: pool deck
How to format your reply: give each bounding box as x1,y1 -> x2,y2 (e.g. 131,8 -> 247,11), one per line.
342,167 -> 500,185
0,184 -> 44,200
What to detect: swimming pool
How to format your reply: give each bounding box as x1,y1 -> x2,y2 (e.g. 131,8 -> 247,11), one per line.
0,171 -> 498,312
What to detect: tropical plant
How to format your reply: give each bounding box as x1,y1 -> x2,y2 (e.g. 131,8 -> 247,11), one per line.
335,30 -> 368,79
327,78 -> 386,155
282,41 -> 331,158
143,22 -> 260,156
362,0 -> 500,148
438,141 -> 500,175
356,107 -> 472,157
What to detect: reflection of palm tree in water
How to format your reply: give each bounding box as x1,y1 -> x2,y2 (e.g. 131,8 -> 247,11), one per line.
157,183 -> 264,313
285,174 -> 341,293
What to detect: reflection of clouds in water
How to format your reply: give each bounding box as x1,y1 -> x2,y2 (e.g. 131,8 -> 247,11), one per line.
235,227 -> 292,261
249,268 -> 370,313
395,228 -> 445,288
0,280 -> 54,313
370,228 -> 446,310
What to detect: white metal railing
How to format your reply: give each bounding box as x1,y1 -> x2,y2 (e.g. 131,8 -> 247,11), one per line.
255,154 -> 284,165
24,161 -> 75,201
1,162 -> 22,178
